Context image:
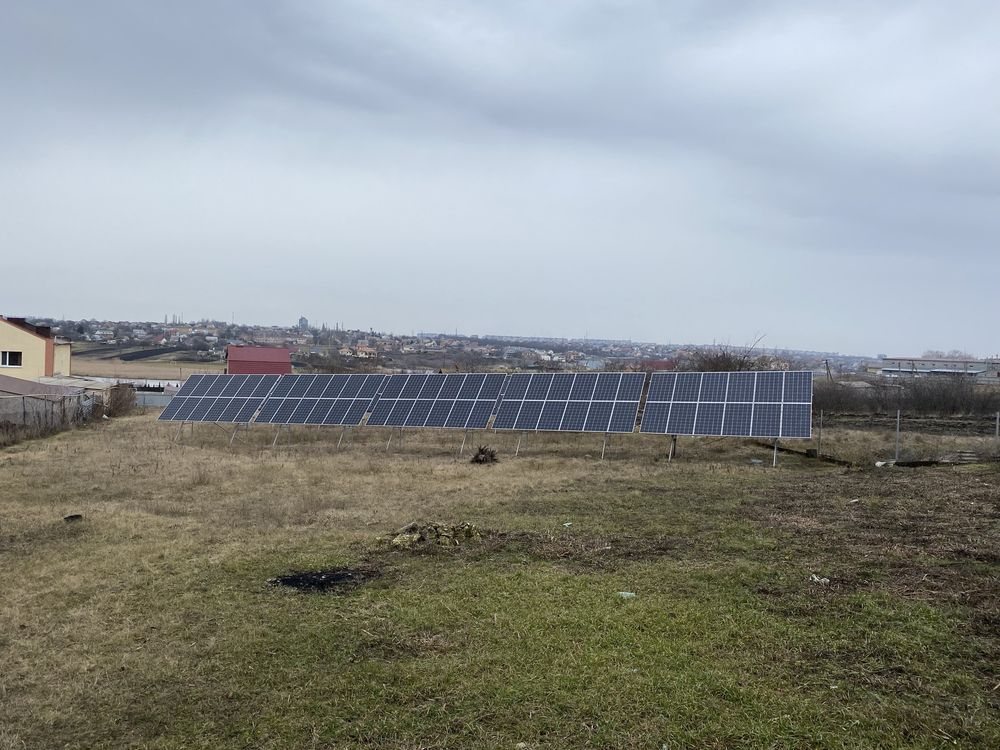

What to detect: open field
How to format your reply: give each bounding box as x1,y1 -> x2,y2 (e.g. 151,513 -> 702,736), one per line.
70,359 -> 226,380
2,416 -> 999,748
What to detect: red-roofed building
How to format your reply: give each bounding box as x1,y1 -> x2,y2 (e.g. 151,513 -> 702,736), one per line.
226,346 -> 293,375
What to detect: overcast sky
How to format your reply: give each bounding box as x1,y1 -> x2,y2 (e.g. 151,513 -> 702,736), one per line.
2,2 -> 998,356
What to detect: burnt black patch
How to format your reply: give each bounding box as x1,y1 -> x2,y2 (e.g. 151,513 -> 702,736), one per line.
268,567 -> 374,593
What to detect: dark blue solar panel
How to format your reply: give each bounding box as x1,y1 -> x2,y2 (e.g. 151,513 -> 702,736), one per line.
647,373 -> 676,402
726,372 -> 755,402
569,373 -> 597,400
639,402 -> 669,433
547,374 -> 574,400
250,375 -> 280,397
338,375 -> 366,399
255,398 -> 283,423
504,374 -> 532,400
405,400 -> 435,427
467,401 -> 495,429
268,376 -> 296,398
666,402 -> 697,434
384,400 -> 415,426
781,404 -> 811,438
234,375 -> 263,397
583,401 -> 613,432
174,375 -> 204,398
342,399 -> 370,425
560,401 -> 589,431
358,374 -> 387,398
617,373 -> 645,401
219,376 -> 248,397
609,402 -> 639,433
301,399 -> 333,424
526,374 -> 553,400
722,403 -> 752,436
286,375 -> 315,398
445,400 -> 475,429
699,373 -> 728,402
783,372 -> 812,403
479,374 -> 506,400
694,402 -> 724,435
513,401 -> 544,431
320,374 -> 348,398
304,376 -> 331,398
458,374 -> 487,399
322,399 -> 352,425
754,372 -> 783,403
418,374 -> 446,399
751,403 -> 782,437
493,401 -> 521,429
173,397 -> 201,421
537,401 -> 567,431
158,397 -> 186,420
270,399 -> 300,424
205,398 -> 233,421
288,398 -> 319,424
593,373 -> 621,400
673,373 -> 701,402
190,376 -> 219,397
438,374 -> 466,399
234,398 -> 263,423
425,400 -> 454,427
399,375 -> 426,399
187,398 -> 216,421
204,378 -> 229,397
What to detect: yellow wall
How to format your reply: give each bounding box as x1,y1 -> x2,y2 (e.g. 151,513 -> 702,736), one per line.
0,321 -> 50,380
54,343 -> 72,376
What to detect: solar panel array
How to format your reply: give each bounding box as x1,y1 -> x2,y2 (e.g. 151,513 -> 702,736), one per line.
367,373 -> 505,429
159,370 -> 813,438
158,374 -> 281,423
493,372 -> 645,433
639,371 -> 812,438
254,374 -> 387,425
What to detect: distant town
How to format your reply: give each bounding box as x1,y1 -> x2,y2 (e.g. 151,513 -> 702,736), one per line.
11,314 -> 878,376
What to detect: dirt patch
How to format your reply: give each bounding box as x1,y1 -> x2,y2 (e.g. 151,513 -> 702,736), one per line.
268,567 -> 375,593
382,522 -> 485,549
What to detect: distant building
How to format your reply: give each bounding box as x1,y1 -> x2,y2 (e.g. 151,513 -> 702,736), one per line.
298,316 -> 309,331
225,345 -> 293,375
869,356 -> 1000,380
0,316 -> 72,381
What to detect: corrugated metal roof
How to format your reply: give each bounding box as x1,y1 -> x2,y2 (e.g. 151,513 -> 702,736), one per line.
226,346 -> 292,363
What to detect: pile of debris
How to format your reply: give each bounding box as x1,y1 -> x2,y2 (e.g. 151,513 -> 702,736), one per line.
384,522 -> 486,550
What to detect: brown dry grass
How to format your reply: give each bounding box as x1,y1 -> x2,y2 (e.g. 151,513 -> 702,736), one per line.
70,359 -> 225,379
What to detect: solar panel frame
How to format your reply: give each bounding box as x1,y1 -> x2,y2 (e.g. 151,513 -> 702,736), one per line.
159,374 -> 283,423
493,372 -> 643,434
369,372 -> 504,430
639,371 -> 813,439
250,374 -> 385,426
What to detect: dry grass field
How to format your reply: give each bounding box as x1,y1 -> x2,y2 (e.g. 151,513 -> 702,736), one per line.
70,359 -> 226,380
1,415 -> 998,748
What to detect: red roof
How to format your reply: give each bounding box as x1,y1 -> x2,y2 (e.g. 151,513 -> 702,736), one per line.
227,346 -> 292,363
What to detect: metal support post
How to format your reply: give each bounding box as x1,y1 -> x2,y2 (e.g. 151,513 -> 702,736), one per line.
817,409 -> 823,455
386,430 -> 393,451
515,432 -> 523,457
459,429 -> 469,457
772,438 -> 779,467
601,432 -> 609,460
668,435 -> 677,461
338,427 -> 347,449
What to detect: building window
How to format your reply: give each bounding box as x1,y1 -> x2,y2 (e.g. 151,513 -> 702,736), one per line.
1,351 -> 23,367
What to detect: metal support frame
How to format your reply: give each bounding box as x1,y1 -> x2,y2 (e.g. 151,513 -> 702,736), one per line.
459,429 -> 469,457
668,435 -> 677,461
515,432 -> 524,457
338,427 -> 348,449
272,424 -> 292,448
817,409 -> 823,455
772,438 -> 779,467
174,420 -> 187,442
601,432 -> 609,460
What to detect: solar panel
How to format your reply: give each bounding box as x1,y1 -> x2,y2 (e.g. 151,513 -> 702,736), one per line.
367,373 -> 506,429
252,374 -> 388,425
493,372 -> 644,433
639,371 -> 813,438
158,375 -> 283,422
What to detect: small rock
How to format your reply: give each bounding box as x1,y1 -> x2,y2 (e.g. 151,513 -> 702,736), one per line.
749,458 -> 764,466
63,514 -> 83,523
848,499 -> 860,505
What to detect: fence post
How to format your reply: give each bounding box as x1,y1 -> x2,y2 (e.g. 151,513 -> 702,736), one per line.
896,409 -> 902,461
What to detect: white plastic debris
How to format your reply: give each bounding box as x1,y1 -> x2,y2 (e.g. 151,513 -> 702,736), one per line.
563,522 -> 573,527
809,574 -> 830,585
617,591 -> 637,599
